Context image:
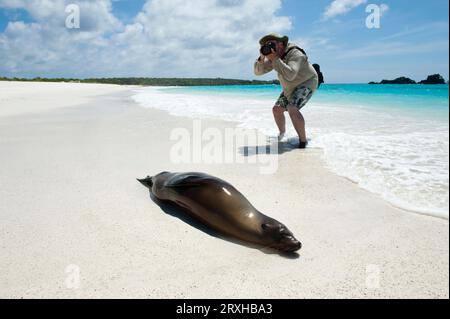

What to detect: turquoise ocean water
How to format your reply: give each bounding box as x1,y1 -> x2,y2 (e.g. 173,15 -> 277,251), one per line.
133,84 -> 449,218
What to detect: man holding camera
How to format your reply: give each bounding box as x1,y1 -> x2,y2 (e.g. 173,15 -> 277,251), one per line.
254,33 -> 319,149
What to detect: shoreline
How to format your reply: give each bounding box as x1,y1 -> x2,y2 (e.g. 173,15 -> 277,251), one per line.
0,82 -> 448,298
324,168 -> 449,220
131,85 -> 449,220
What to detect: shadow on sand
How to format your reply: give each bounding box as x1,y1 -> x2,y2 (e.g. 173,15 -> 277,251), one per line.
239,137 -> 312,157
149,193 -> 300,260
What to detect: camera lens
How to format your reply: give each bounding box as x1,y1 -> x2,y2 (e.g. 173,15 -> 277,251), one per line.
260,42 -> 276,56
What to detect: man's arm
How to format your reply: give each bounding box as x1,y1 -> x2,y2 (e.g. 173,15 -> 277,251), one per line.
254,56 -> 274,76
271,51 -> 305,81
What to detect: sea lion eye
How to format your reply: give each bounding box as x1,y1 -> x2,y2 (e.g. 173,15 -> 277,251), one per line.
262,223 -> 276,231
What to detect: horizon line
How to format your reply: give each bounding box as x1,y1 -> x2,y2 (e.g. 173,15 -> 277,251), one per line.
1,75 -> 448,85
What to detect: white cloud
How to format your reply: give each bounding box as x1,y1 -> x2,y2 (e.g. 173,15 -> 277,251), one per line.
323,0 -> 367,20
0,0 -> 122,34
0,0 -> 292,78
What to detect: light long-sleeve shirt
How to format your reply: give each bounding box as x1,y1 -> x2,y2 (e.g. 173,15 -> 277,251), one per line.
254,43 -> 318,99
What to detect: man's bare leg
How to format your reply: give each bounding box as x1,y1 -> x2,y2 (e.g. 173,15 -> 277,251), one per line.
287,105 -> 307,143
272,105 -> 286,137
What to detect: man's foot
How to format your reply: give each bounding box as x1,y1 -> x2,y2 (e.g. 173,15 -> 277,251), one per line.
278,132 -> 286,142
299,140 -> 308,149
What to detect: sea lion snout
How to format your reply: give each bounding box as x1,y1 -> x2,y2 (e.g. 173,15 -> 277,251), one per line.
270,235 -> 302,252
281,235 -> 302,252
262,222 -> 302,252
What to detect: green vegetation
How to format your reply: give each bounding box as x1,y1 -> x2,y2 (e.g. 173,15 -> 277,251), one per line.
0,76 -> 280,86
369,77 -> 417,84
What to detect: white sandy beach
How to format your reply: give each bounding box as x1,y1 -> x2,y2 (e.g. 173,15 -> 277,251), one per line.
0,81 -> 448,299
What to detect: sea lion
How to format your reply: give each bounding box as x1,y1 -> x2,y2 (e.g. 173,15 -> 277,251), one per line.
138,172 -> 301,252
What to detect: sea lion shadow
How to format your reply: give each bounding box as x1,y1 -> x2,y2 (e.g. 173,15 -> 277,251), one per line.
149,193 -> 300,260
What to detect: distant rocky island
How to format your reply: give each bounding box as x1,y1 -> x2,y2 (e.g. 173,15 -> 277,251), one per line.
369,74 -> 447,85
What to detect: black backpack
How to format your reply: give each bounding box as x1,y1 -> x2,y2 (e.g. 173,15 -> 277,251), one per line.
282,46 -> 325,88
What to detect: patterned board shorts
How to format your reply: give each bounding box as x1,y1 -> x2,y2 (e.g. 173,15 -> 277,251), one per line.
275,86 -> 313,110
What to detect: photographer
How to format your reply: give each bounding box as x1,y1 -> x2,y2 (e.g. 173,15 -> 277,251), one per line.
254,33 -> 319,149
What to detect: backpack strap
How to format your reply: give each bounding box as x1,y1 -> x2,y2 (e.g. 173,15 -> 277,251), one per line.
281,46 -> 307,60
281,46 -> 324,89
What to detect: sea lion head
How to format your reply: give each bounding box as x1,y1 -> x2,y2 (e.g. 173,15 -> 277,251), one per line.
261,221 -> 301,252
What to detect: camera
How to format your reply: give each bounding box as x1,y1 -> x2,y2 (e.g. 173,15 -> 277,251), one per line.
260,42 -> 276,56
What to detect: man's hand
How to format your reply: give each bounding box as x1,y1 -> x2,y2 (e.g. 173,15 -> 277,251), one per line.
266,48 -> 278,62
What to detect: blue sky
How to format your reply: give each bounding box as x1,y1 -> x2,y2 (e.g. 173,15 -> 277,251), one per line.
0,0 -> 448,83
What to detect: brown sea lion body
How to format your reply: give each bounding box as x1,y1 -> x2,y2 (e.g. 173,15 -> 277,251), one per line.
138,172 -> 301,252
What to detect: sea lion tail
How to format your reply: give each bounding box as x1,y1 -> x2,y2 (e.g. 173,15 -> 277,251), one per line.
137,176 -> 153,189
